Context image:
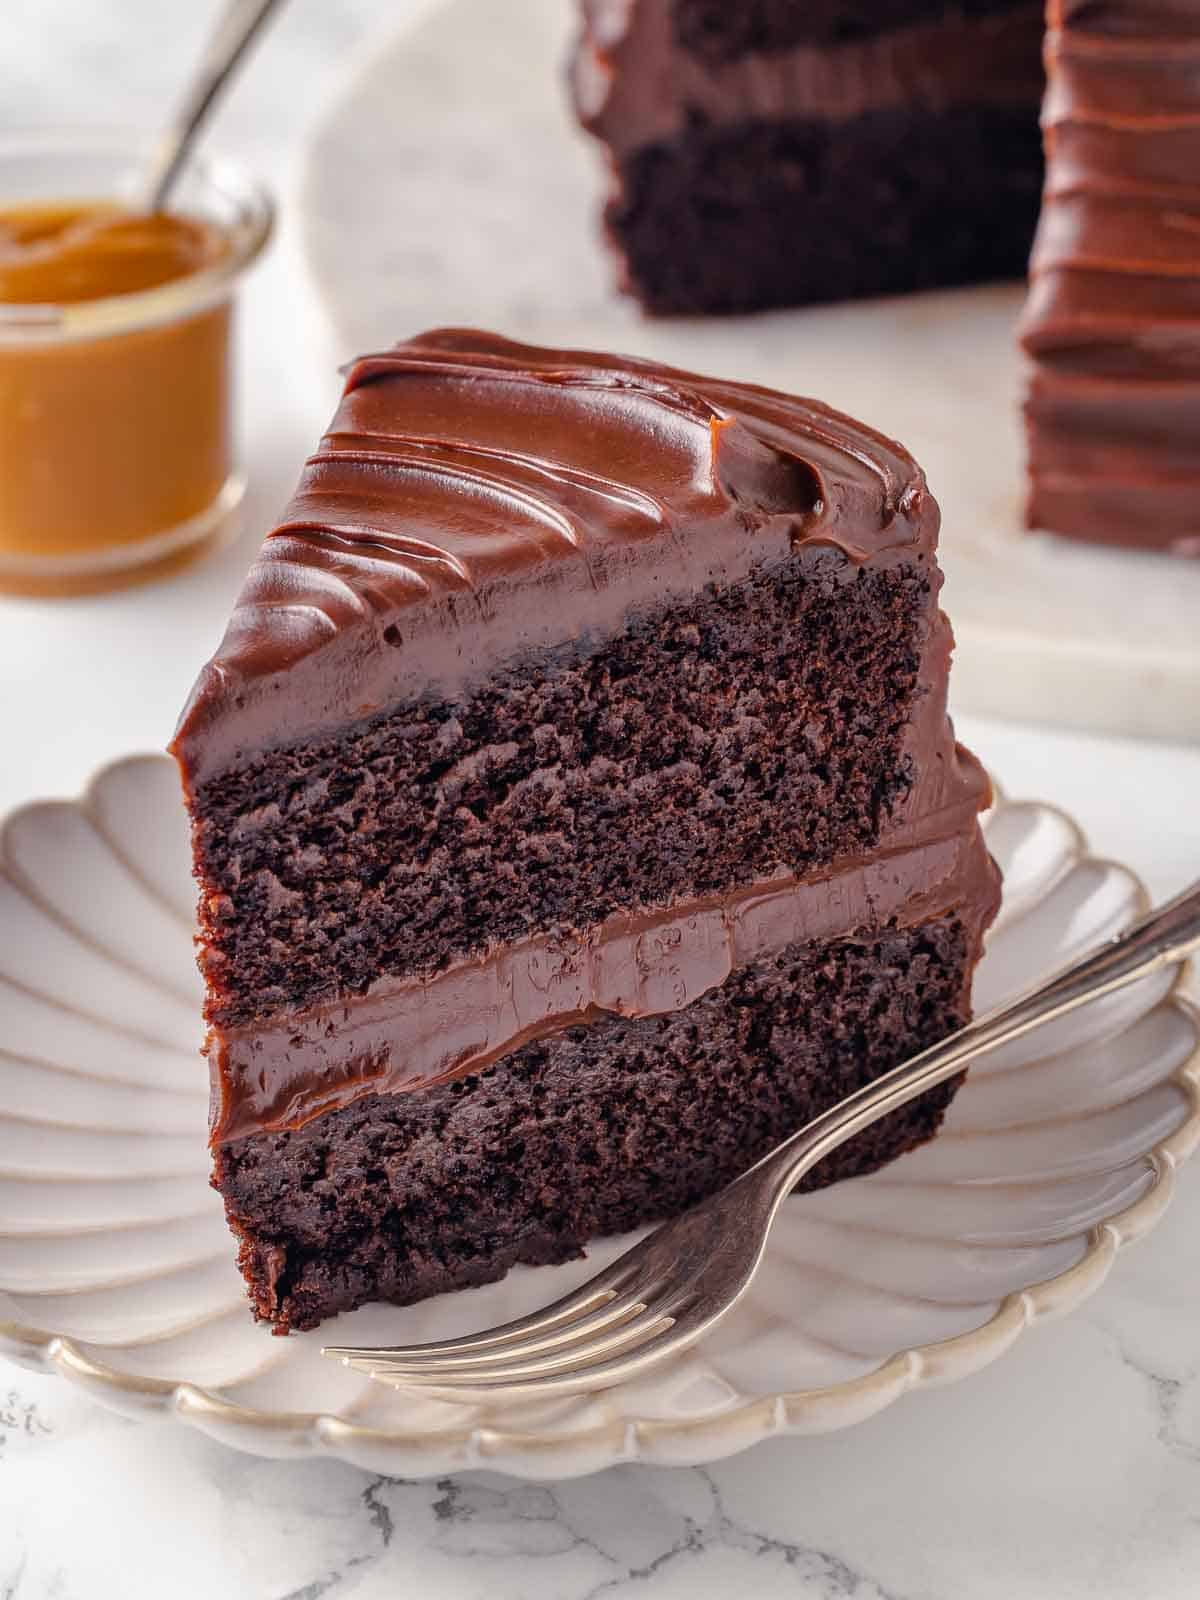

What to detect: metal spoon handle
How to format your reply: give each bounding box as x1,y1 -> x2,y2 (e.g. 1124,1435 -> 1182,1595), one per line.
758,877 -> 1200,1197
142,0 -> 286,211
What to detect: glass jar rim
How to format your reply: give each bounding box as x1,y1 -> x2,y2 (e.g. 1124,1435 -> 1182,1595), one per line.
0,127 -> 274,342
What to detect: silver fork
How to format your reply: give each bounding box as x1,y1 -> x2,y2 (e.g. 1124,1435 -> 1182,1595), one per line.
323,879 -> 1200,1404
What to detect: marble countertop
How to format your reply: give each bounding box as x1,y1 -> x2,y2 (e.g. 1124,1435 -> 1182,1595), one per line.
2,4 -> 1199,1596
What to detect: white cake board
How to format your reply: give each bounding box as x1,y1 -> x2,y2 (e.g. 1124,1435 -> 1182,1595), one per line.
299,0 -> 1200,742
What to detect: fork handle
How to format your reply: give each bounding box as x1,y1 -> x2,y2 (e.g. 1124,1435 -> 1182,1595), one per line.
752,877 -> 1200,1202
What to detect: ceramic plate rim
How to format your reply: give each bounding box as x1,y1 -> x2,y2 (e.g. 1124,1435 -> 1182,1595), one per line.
1,754 -> 1198,1478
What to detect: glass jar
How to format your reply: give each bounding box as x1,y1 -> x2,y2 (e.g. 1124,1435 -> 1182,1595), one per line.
0,131 -> 273,596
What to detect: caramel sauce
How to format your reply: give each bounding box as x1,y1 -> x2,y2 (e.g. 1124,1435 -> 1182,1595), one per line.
0,202 -> 235,594
0,201 -> 227,304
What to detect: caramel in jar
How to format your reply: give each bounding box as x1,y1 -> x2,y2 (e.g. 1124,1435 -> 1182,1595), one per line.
0,201 -> 240,595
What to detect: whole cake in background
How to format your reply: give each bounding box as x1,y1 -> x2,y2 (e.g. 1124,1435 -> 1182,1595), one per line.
570,0 -> 1047,314
573,0 -> 1200,559
1020,0 -> 1200,556
172,328 -> 1000,1335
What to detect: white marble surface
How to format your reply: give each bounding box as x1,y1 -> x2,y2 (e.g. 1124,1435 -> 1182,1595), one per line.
2,3 -> 1199,1596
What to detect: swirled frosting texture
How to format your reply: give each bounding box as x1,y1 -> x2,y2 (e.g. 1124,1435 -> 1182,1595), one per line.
174,328 -> 939,779
1020,0 -> 1200,553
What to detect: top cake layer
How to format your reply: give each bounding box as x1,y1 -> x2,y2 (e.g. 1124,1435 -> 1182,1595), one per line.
174,329 -> 943,782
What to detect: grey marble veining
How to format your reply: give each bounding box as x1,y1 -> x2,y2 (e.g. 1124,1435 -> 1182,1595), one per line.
3,1167 -> 1200,1599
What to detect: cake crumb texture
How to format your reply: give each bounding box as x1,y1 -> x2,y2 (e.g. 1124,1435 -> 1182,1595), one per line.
217,915 -> 973,1332
193,552 -> 933,1031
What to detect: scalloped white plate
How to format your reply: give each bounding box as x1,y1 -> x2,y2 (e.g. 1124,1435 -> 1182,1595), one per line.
0,755 -> 1197,1478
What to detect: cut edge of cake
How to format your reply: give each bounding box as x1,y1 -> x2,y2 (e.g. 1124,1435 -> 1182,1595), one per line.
570,0 -> 1046,314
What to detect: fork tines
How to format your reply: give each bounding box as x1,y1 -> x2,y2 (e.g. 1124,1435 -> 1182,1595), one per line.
322,1271 -> 682,1400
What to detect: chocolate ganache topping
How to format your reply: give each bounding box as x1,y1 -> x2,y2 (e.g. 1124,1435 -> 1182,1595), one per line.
1021,0 -> 1200,551
173,328 -> 945,781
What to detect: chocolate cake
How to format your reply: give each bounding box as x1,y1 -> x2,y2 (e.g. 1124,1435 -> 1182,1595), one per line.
171,329 -> 1000,1334
1020,0 -> 1200,554
572,1 -> 1200,556
570,0 -> 1047,314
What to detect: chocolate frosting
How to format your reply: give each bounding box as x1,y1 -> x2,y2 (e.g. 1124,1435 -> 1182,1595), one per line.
1020,3 -> 1200,550
572,0 -> 1045,154
173,328 -> 944,782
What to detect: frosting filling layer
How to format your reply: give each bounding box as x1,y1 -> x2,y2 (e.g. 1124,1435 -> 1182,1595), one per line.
211,818 -> 998,1145
573,2 -> 1044,154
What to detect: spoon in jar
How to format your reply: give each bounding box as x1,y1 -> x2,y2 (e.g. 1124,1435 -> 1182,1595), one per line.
141,0 -> 287,211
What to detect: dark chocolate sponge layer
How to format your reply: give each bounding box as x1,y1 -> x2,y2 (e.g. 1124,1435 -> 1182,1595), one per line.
193,550 -> 931,1032
217,914 -> 972,1333
606,108 -> 1043,316
670,0 -> 1035,60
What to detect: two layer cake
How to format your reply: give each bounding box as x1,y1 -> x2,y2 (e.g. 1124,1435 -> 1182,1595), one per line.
172,330 -> 999,1333
571,0 -> 1047,314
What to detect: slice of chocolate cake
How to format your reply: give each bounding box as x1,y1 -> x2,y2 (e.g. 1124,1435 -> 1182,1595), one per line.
1020,0 -> 1200,554
171,329 -> 999,1334
570,0 -> 1046,314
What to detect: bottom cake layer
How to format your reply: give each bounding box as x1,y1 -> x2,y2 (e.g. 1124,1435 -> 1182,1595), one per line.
604,106 -> 1043,314
217,911 -> 980,1333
